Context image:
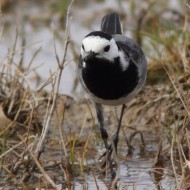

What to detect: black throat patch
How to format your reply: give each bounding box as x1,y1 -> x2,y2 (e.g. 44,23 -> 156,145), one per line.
80,57 -> 139,100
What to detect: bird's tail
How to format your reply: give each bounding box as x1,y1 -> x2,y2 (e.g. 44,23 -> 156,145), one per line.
101,13 -> 122,35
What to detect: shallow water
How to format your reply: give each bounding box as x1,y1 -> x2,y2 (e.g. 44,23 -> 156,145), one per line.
0,0 -> 186,189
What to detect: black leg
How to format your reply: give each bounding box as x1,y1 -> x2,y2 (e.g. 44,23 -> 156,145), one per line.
99,104 -> 126,160
95,103 -> 108,148
112,104 -> 126,153
95,103 -> 115,178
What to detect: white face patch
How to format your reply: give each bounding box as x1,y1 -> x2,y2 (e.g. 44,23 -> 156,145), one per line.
81,36 -> 119,62
82,36 -> 109,53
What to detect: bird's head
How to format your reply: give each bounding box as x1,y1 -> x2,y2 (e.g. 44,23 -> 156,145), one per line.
80,31 -> 119,64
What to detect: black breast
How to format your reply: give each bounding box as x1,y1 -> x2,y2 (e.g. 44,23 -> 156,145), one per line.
80,57 -> 139,100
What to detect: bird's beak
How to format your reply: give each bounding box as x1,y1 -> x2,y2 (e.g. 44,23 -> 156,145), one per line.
84,51 -> 97,63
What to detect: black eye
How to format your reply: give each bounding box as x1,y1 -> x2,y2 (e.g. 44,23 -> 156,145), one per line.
104,45 -> 110,52
82,44 -> 85,50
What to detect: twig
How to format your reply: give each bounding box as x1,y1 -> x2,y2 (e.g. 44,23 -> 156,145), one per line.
170,133 -> 180,190
161,58 -> 190,116
92,170 -> 100,190
27,46 -> 42,71
0,135 -> 35,159
56,99 -> 68,158
8,24 -> 19,65
28,145 -> 58,189
34,0 -> 74,156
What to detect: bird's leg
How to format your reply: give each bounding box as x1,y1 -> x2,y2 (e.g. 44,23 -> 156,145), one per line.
112,104 -> 126,154
95,103 -> 115,178
95,103 -> 109,148
100,104 -> 126,162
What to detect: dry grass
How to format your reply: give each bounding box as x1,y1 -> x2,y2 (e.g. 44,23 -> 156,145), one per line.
0,0 -> 74,189
0,0 -> 190,190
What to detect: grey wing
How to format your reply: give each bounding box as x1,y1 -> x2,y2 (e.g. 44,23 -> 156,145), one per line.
101,13 -> 123,35
114,34 -> 147,87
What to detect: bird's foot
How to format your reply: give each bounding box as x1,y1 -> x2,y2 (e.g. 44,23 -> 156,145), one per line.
99,153 -> 116,179
98,140 -> 118,179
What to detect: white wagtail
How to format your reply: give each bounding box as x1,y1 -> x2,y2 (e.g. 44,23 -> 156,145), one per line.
78,13 -> 147,176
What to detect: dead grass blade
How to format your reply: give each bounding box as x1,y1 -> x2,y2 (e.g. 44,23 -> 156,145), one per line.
34,0 -> 74,157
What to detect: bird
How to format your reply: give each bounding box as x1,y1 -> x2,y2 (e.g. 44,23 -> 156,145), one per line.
78,13 -> 147,177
